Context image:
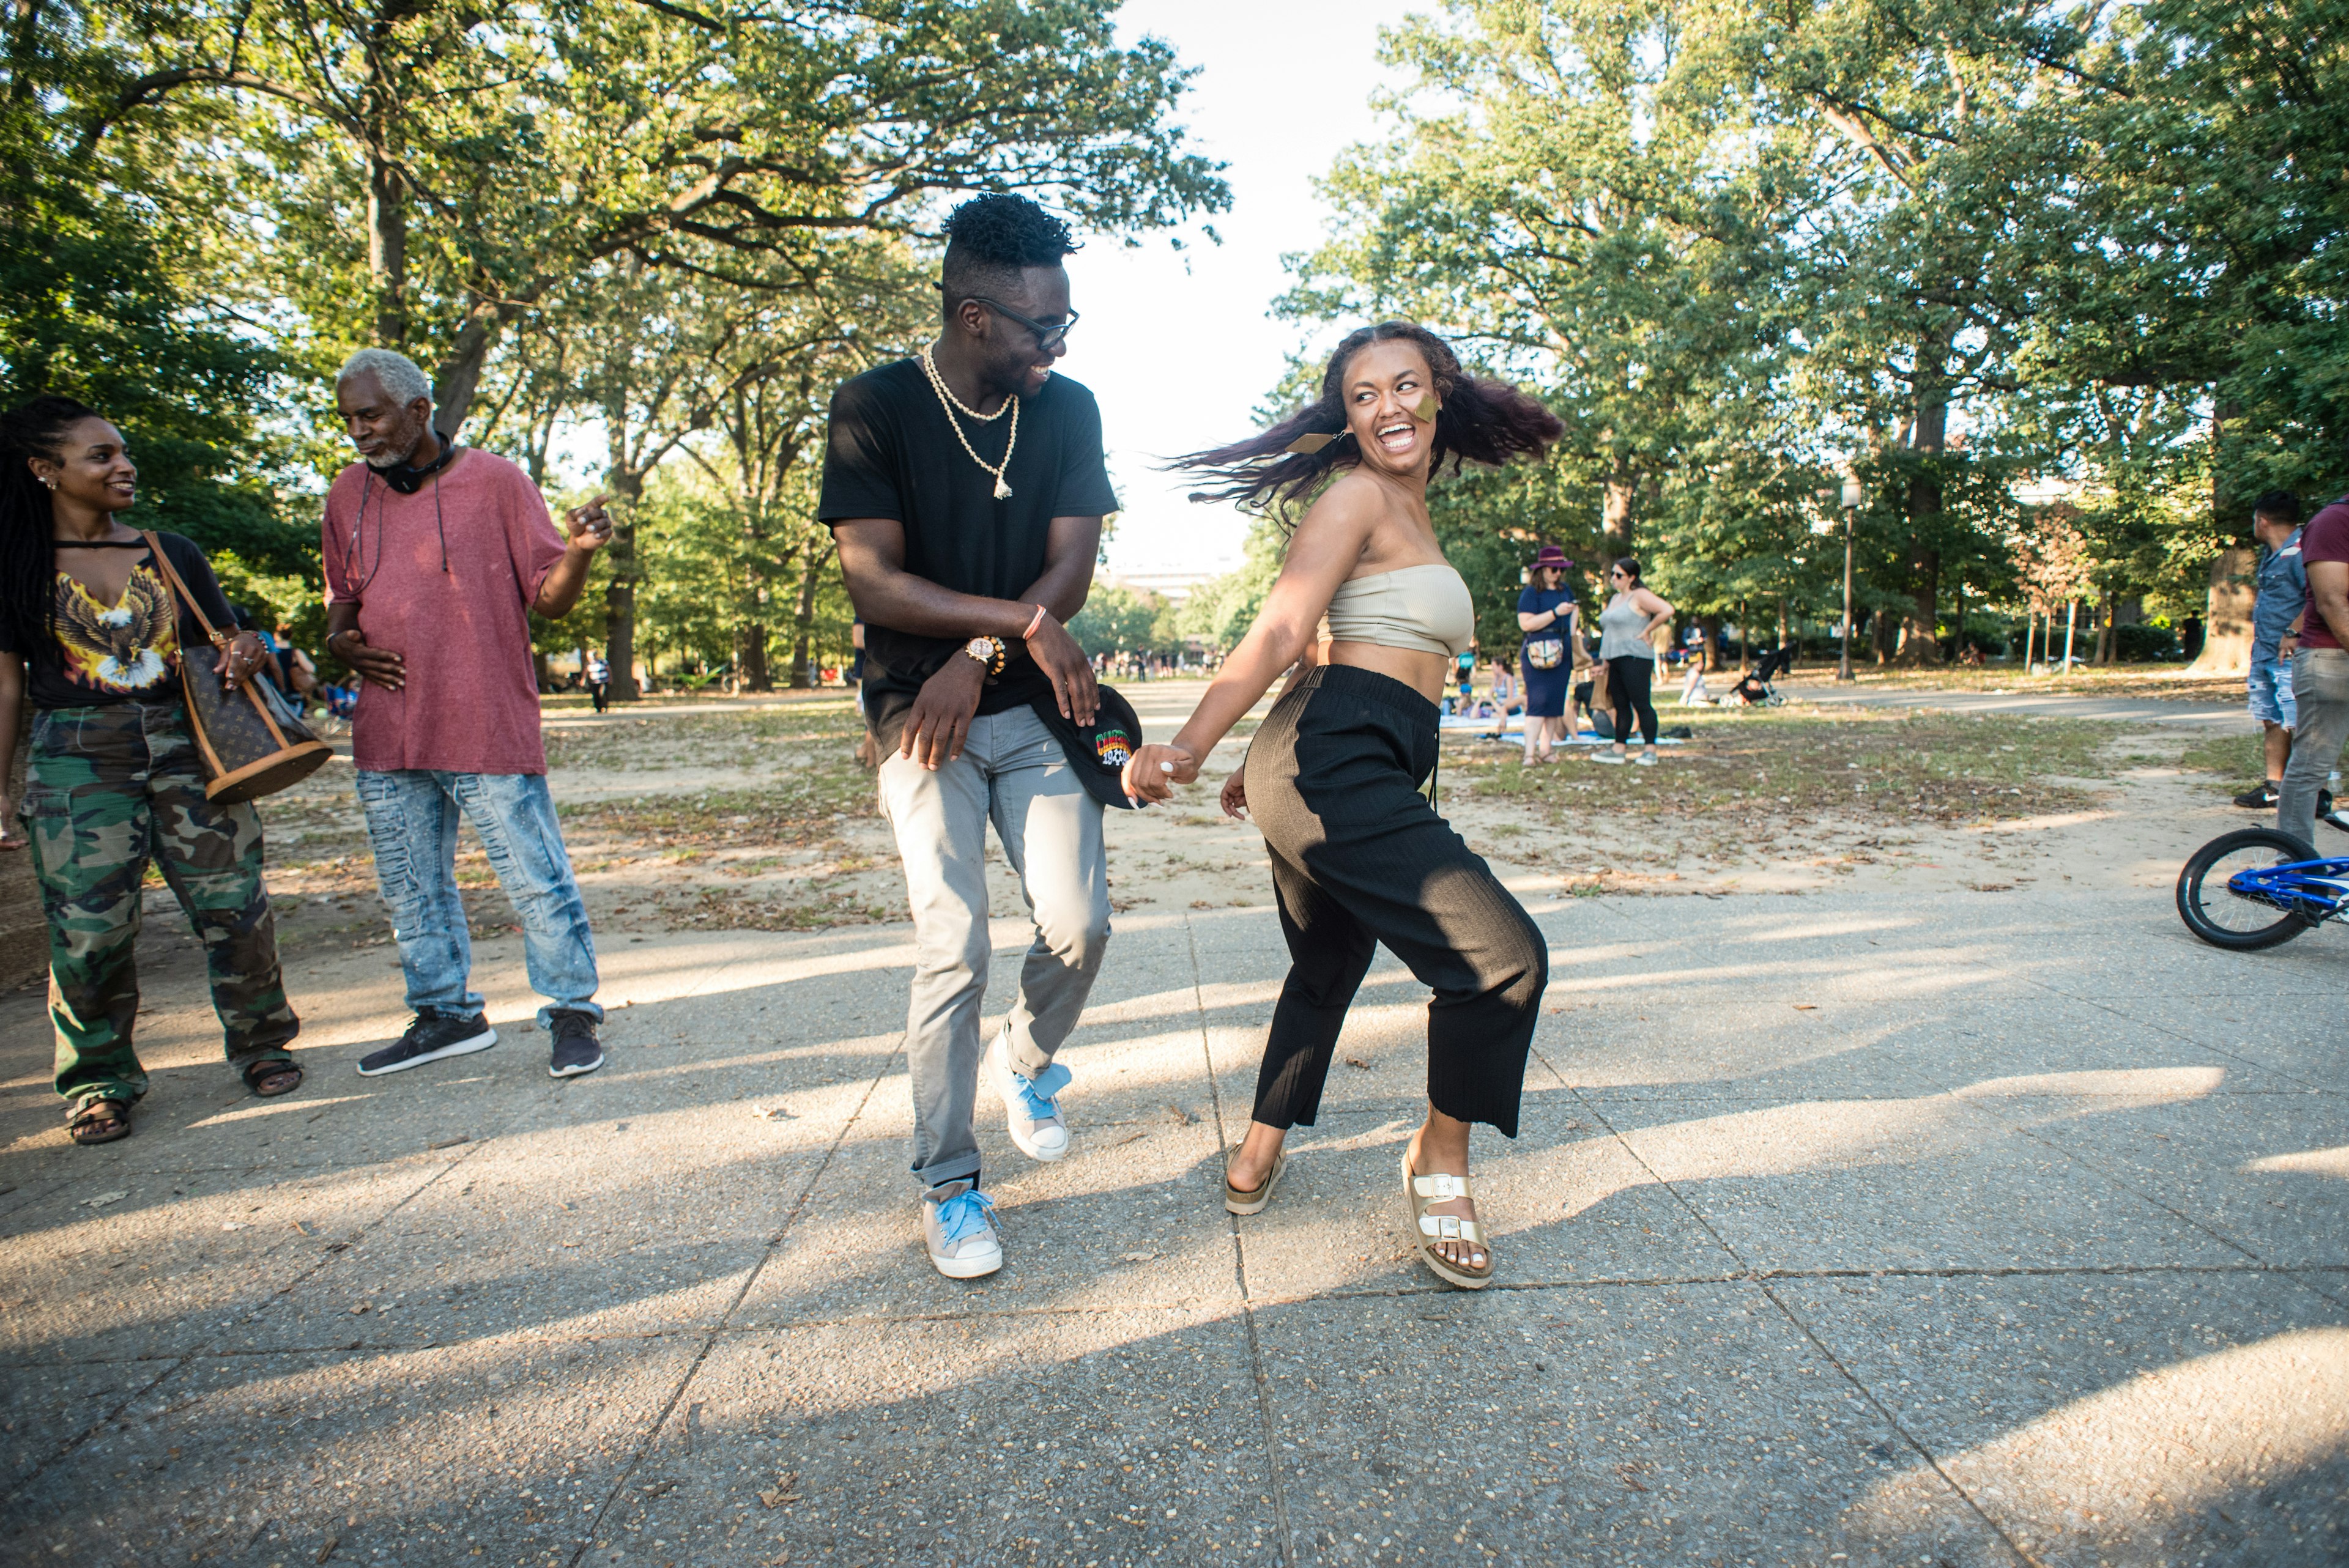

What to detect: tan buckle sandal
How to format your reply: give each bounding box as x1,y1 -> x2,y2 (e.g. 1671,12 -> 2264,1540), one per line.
1401,1148 -> 1492,1289
1224,1148 -> 1286,1216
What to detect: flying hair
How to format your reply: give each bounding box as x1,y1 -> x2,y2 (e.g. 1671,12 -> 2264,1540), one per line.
939,194 -> 1079,319
1170,322 -> 1562,516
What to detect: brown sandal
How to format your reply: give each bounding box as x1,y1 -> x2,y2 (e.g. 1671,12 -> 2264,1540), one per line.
245,1059 -> 303,1098
68,1099 -> 133,1145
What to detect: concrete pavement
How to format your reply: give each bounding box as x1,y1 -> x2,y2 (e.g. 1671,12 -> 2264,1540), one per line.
1,877 -> 2343,1567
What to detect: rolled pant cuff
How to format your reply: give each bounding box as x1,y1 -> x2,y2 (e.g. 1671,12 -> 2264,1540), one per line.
913,1154 -> 984,1193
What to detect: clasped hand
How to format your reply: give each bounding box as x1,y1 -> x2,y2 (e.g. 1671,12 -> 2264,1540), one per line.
1121,742 -> 1199,805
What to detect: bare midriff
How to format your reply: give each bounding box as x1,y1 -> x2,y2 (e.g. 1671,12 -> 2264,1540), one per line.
1324,640 -> 1452,703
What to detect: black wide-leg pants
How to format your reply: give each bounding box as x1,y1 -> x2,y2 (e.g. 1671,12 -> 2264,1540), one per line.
1244,664 -> 1548,1137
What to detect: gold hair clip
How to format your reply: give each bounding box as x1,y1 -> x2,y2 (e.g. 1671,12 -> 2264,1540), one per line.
1414,393 -> 1441,423
1285,431 -> 1341,456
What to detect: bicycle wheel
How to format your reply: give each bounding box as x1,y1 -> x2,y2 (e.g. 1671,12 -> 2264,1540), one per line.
2176,827 -> 2322,950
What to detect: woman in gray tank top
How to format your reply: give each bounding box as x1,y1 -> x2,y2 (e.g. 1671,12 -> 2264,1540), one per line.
1594,557 -> 1674,764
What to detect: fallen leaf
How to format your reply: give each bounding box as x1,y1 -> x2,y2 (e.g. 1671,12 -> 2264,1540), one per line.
748,1104 -> 793,1121
80,1189 -> 129,1208
1792,1004 -> 1817,1011
349,1302 -> 371,1315
1120,1251 -> 1157,1263
1163,1104 -> 1196,1125
1344,1057 -> 1372,1071
426,1135 -> 469,1150
316,1534 -> 340,1564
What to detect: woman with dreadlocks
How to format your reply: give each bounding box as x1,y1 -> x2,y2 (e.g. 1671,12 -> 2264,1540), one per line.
1122,322 -> 1560,1289
0,398 -> 302,1145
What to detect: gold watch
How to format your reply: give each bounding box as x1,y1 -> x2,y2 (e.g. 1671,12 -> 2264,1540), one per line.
962,635 -> 1007,675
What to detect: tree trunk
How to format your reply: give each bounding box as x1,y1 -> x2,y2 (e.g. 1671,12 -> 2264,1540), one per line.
1899,336 -> 1948,664
367,152 -> 407,346
737,624 -> 770,692
600,429 -> 645,701
1601,459 -> 1636,556
787,541 -> 834,689
2184,549 -> 2257,676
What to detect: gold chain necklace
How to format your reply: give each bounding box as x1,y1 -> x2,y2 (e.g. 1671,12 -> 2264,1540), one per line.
918,346 -> 1019,500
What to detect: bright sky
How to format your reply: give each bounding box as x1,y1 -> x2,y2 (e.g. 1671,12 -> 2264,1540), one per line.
1074,0 -> 1423,583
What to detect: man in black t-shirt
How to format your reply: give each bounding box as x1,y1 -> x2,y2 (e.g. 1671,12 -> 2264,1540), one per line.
820,194 -> 1118,1279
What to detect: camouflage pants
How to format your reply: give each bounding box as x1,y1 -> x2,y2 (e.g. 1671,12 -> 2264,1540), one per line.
19,701 -> 299,1114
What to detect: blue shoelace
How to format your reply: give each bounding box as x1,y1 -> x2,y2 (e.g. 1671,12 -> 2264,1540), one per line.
1009,1061 -> 1072,1123
934,1188 -> 999,1245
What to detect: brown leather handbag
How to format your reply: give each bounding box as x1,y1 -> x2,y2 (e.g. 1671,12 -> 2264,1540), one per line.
143,531 -> 334,803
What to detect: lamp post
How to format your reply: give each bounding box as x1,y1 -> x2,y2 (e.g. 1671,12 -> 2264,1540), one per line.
1837,475 -> 1863,682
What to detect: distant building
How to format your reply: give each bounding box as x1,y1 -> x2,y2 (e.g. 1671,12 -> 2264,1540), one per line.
1102,570 -> 1217,603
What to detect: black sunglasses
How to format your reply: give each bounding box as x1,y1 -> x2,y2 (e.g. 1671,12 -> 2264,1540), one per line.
969,297 -> 1079,350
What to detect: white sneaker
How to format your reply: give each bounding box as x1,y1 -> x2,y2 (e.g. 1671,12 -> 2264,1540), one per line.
1633,748 -> 1657,766
1593,750 -> 1627,765
984,1029 -> 1072,1162
919,1180 -> 1002,1279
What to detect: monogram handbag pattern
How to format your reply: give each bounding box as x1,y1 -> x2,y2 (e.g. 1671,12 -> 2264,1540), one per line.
143,531 -> 335,803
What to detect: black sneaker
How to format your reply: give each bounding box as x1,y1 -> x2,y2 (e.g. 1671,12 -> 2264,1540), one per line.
547,1009 -> 604,1079
2233,782 -> 2279,808
358,1011 -> 497,1076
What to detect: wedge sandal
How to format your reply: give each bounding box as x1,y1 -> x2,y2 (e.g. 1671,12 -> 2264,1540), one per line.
1401,1148 -> 1493,1289
1224,1148 -> 1286,1216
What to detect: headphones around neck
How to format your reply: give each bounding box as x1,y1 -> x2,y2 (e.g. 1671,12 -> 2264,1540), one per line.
374,434 -> 459,495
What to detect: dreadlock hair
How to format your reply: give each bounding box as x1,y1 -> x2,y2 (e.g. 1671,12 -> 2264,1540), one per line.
1171,322 -> 1563,516
1,396 -> 102,657
939,194 -> 1079,320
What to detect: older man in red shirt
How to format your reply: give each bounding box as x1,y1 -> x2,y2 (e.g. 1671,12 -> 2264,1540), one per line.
322,349 -> 615,1080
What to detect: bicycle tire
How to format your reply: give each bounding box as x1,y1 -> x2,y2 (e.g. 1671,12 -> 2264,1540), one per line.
2176,827 -> 2321,950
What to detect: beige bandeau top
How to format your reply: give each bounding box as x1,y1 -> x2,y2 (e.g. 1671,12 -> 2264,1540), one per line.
1322,562 -> 1477,658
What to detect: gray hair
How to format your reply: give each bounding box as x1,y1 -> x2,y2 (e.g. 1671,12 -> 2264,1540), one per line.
335,347 -> 432,408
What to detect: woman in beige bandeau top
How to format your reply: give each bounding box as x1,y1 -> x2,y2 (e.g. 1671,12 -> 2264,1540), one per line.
1123,322 -> 1561,1289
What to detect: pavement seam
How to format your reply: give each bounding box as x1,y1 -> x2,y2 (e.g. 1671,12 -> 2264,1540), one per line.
563,1039 -> 891,1568
0,1133 -> 494,1518
1994,964 -> 2340,1100
1188,913 -> 1297,1568
1572,1090 -> 2043,1568
1902,1049 -> 2349,1312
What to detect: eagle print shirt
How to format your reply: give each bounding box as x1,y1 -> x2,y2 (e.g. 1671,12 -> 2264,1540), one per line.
0,532 -> 237,711
52,563 -> 181,696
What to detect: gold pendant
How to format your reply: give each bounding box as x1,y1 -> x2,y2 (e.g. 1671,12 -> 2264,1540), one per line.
993,478 -> 1014,500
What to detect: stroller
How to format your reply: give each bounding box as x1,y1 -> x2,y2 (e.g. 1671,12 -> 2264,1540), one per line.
1726,646 -> 1791,706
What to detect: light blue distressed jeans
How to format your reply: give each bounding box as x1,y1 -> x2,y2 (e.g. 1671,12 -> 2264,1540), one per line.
878,705 -> 1110,1191
355,769 -> 602,1027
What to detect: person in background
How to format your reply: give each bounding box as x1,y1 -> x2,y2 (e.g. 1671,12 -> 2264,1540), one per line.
2240,492 -> 2306,810
585,649 -> 610,714
276,623 -> 319,716
1593,557 -> 1673,764
1677,660 -> 1713,706
1515,544 -> 1576,763
230,605 -> 289,690
0,397 -> 302,1145
2280,484 -> 2349,847
324,348 -> 615,1081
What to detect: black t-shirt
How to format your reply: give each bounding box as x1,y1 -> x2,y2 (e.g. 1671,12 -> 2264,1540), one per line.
0,532 -> 235,711
817,358 -> 1118,722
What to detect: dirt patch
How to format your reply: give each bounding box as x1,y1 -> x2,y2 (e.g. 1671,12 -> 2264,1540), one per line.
253,686 -> 2268,959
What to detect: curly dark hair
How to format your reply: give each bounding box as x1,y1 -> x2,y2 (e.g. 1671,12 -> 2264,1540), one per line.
1171,322 -> 1562,512
940,194 -> 1080,318
1,396 -> 102,657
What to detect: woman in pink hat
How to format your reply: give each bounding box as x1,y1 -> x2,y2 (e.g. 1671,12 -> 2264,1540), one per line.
1515,545 -> 1578,763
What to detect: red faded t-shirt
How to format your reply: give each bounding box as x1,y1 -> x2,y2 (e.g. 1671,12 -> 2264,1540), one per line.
322,449 -> 568,773
2296,499 -> 2349,651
